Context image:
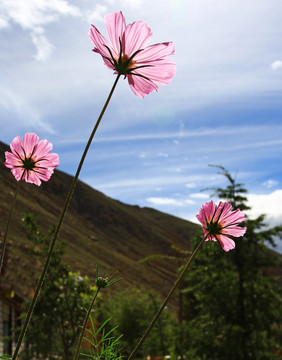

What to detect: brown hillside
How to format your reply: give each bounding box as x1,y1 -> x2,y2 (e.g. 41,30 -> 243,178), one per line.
0,140 -> 199,307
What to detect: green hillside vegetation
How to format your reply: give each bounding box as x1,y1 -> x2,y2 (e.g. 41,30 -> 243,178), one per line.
0,140 -> 199,307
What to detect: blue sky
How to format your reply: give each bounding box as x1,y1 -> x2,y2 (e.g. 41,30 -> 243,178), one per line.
1,0 -> 282,251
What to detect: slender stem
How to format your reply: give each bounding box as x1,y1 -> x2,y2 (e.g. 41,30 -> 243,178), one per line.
12,74 -> 121,360
73,288 -> 100,360
127,236 -> 207,360
0,181 -> 21,274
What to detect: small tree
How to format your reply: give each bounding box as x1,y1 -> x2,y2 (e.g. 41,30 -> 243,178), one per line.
19,214 -> 95,360
181,166 -> 282,359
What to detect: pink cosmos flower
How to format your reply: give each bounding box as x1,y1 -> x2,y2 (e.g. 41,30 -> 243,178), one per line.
89,11 -> 176,98
5,133 -> 59,186
196,200 -> 247,252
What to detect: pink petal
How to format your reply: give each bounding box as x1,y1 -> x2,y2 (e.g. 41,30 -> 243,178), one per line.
36,168 -> 54,182
23,133 -> 39,157
134,60 -> 176,85
25,171 -> 41,186
4,152 -> 22,168
123,20 -> 153,56
197,201 -> 216,224
10,167 -> 24,182
9,136 -> 25,158
135,42 -> 175,62
221,208 -> 246,226
44,152 -> 60,167
222,226 -> 247,237
217,234 -> 236,252
204,231 -> 217,242
5,133 -> 59,185
89,25 -> 115,70
214,202 -> 232,222
34,139 -> 53,160
127,73 -> 158,98
105,11 -> 126,58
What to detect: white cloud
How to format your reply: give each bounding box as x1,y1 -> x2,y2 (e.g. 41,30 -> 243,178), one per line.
0,0 -> 81,29
121,0 -> 143,8
262,179 -> 279,189
247,190 -> 282,227
0,0 -> 81,60
190,193 -> 210,199
0,14 -> 8,28
31,27 -> 54,62
147,197 -> 184,206
87,4 -> 107,23
271,60 -> 282,70
0,89 -> 55,134
158,152 -> 169,158
146,197 -> 195,206
185,182 -> 196,189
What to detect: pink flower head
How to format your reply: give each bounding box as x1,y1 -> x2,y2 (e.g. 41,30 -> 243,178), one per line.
196,200 -> 247,252
89,11 -> 176,98
4,133 -> 59,186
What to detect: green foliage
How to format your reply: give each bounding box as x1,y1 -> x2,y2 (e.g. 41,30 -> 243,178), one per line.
81,317 -> 123,360
0,355 -> 11,359
97,288 -> 176,359
19,214 -> 95,360
180,166 -> 282,360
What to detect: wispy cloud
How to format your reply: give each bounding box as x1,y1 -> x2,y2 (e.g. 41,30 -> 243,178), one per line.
31,27 -> 54,62
87,4 -> 107,23
121,0 -> 144,8
0,89 -> 55,134
0,0 -> 81,61
262,179 -> 279,189
271,60 -> 282,70
190,193 -> 210,199
146,197 -> 188,206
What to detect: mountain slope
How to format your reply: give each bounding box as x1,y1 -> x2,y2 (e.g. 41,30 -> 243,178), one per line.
0,141 -> 199,305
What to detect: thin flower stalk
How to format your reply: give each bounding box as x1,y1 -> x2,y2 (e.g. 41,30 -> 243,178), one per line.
127,235 -> 207,360
73,265 -> 121,360
74,287 -> 100,360
128,201 -> 246,359
11,74 -> 121,360
0,181 -> 21,274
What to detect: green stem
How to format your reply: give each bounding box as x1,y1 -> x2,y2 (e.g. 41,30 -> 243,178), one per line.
12,74 -> 121,360
127,236 -> 206,360
73,288 -> 100,360
0,181 -> 21,274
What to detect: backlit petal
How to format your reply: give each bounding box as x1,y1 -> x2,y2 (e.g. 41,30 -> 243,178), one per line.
89,25 -> 115,69
127,73 -> 158,98
222,226 -> 247,237
217,234 -> 236,252
34,139 -> 53,159
105,11 -> 126,57
221,208 -> 246,226
5,133 -> 59,186
196,200 -> 247,252
89,12 -> 175,97
23,133 -> 39,157
134,60 -> 176,85
9,136 -> 24,158
123,20 -> 152,56
135,42 -> 175,62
